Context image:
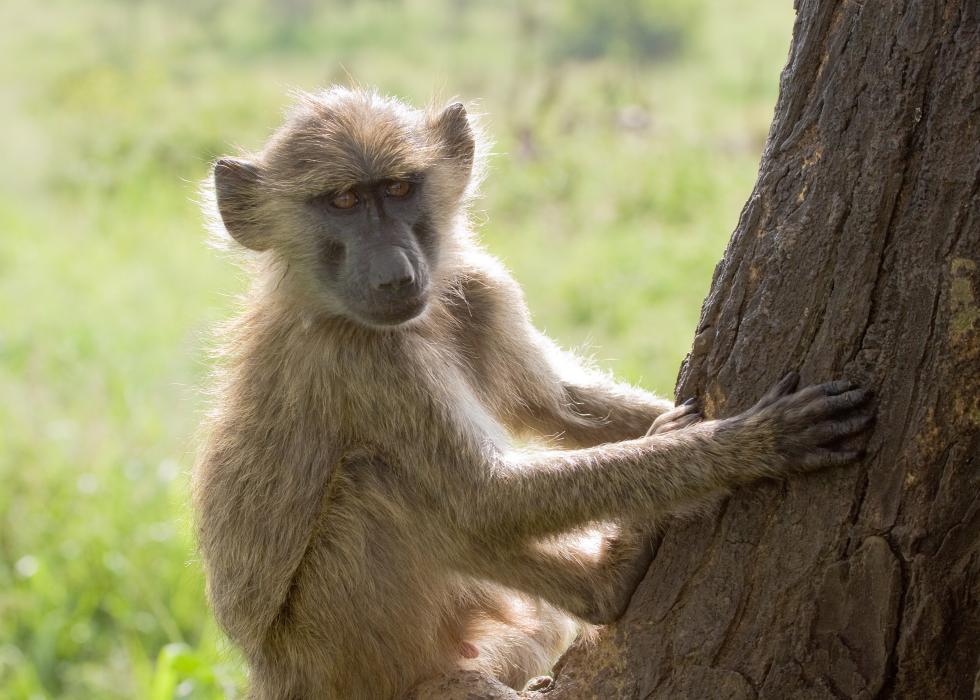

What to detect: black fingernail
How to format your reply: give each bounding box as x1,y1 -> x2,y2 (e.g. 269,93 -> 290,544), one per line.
683,397 -> 697,406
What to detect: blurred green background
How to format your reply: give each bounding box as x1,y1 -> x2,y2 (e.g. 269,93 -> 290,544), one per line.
0,1 -> 793,697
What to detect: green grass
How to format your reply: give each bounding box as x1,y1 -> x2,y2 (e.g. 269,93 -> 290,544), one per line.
0,1 -> 793,697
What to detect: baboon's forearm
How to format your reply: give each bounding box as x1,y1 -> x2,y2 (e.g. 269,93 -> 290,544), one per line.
549,381 -> 673,447
505,333 -> 673,447
464,424 -> 744,541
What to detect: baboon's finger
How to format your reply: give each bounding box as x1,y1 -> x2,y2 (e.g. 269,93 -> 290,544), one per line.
673,402 -> 699,416
787,379 -> 854,406
816,379 -> 855,396
794,388 -> 871,420
757,371 -> 800,406
650,412 -> 702,435
650,413 -> 673,432
803,413 -> 874,444
651,402 -> 698,431
672,414 -> 702,429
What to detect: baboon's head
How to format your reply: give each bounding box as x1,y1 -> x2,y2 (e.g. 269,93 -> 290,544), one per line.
209,87 -> 479,327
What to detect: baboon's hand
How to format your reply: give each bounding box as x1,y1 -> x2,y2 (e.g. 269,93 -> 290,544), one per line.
647,398 -> 703,436
723,371 -> 874,475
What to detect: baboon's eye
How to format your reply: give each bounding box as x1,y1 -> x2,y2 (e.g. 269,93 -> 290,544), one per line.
331,191 -> 359,210
385,181 -> 412,198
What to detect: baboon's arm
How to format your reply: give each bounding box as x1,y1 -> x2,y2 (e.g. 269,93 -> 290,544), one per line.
456,527 -> 655,625
192,422 -> 335,655
452,373 -> 871,542
464,426 -> 734,542
514,330 -> 675,447
457,260 -> 672,446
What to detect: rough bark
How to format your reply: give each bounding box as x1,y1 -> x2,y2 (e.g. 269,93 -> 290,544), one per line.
413,0 -> 980,698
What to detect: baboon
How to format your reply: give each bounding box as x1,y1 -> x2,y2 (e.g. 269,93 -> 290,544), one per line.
194,87 -> 873,699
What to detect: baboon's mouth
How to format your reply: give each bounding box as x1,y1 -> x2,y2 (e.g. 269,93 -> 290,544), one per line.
355,294 -> 428,328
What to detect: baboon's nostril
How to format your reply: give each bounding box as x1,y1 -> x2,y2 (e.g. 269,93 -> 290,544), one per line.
378,271 -> 414,291
370,249 -> 415,291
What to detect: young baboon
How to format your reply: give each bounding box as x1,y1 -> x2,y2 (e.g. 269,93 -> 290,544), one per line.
194,87 -> 873,699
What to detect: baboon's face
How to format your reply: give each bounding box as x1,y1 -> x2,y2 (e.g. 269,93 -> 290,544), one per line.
211,89 -> 475,328
303,174 -> 433,326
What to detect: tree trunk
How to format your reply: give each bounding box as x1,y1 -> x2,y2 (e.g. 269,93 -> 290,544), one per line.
413,1 -> 980,698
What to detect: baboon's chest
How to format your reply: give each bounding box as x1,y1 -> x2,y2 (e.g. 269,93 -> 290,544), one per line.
358,342 -> 507,455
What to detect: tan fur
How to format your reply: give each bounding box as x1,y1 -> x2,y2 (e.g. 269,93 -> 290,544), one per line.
193,87 -> 870,699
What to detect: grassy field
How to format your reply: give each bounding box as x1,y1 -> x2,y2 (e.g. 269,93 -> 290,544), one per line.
0,1 -> 793,697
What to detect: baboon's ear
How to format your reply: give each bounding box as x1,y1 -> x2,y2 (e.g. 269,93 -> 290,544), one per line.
213,157 -> 270,251
431,102 -> 475,173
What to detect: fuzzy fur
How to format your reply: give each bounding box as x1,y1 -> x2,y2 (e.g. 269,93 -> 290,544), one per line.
193,87 -> 871,699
